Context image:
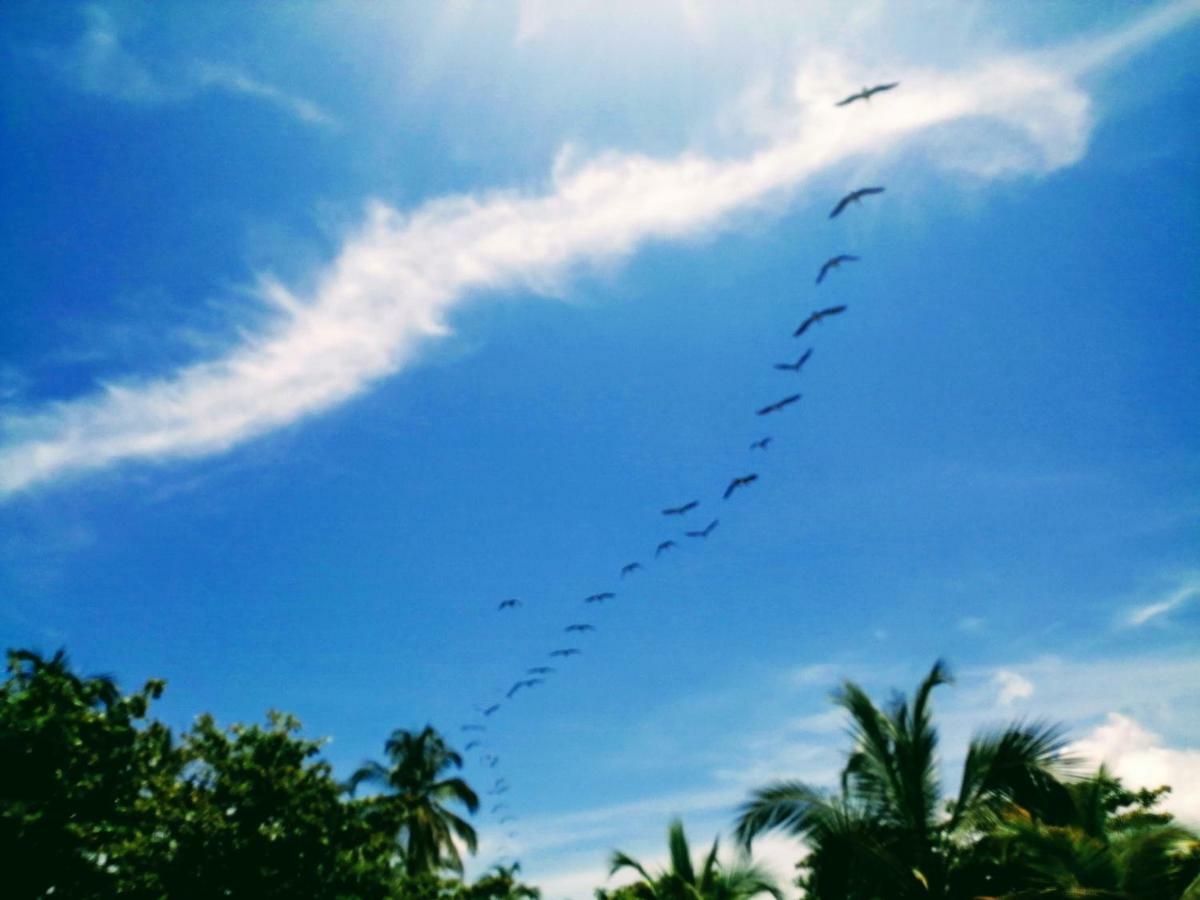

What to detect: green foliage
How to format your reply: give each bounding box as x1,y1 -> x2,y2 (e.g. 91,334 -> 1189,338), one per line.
734,660 -> 1200,900
0,648 -> 175,898
349,725 -> 481,877
607,817 -> 783,899
0,648 -> 459,899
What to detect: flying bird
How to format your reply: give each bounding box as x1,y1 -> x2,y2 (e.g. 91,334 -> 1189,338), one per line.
656,540 -> 676,557
565,624 -> 596,633
497,598 -> 521,610
662,501 -> 699,516
816,255 -> 859,284
757,394 -> 801,416
482,704 -> 500,716
527,666 -> 555,675
829,186 -> 885,218
506,678 -> 543,698
686,519 -> 719,539
775,349 -> 813,372
621,562 -> 641,577
835,82 -> 899,107
794,306 -> 847,337
550,648 -> 582,657
750,437 -> 773,450
585,592 -> 614,603
724,474 -> 758,499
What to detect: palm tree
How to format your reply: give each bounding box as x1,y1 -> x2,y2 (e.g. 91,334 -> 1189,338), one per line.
347,725 -> 479,876
734,660 -> 1076,898
606,817 -> 783,899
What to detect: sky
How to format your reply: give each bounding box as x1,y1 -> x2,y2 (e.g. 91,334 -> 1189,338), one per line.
1,1 -> 1199,895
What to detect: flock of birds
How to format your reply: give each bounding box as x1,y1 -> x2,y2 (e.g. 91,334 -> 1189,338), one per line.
450,81 -> 901,860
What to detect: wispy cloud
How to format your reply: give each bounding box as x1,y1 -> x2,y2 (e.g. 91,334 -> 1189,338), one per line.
4,3 -> 1197,497
40,5 -> 335,127
1123,574 -> 1200,627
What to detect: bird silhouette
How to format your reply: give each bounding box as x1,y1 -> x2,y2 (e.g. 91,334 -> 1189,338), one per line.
835,82 -> 899,107
656,540 -> 677,557
506,678 -> 543,698
527,666 -> 555,675
750,437 -> 773,450
550,648 -> 582,657
565,624 -> 596,633
686,519 -> 719,539
497,598 -> 521,610
482,704 -> 500,716
829,187 -> 885,218
621,562 -> 641,577
775,349 -> 813,372
794,306 -> 847,336
662,501 -> 699,516
724,474 -> 759,499
757,394 -> 801,416
816,255 -> 859,284
585,592 -> 614,603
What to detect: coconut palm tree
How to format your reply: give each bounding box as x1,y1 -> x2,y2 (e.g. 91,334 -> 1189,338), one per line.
734,660 -> 1077,899
347,725 -> 479,876
605,817 -> 783,899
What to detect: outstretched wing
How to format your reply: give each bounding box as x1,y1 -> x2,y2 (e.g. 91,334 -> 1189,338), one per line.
829,194 -> 854,218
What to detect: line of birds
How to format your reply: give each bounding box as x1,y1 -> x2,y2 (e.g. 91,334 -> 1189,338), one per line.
453,80 -> 900,860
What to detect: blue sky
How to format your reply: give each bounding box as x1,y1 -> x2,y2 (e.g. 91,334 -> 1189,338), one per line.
2,1 -> 1199,895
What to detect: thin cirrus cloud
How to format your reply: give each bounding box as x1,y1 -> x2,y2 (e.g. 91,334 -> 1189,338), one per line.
41,5 -> 336,127
1123,574 -> 1200,627
2,3 -> 1197,498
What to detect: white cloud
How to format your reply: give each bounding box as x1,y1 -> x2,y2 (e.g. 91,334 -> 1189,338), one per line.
4,3 -> 1197,497
1123,574 -> 1200,627
42,5 -> 334,127
1070,713 -> 1200,825
992,669 -> 1035,706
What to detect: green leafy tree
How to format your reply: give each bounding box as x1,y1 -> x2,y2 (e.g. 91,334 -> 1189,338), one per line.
735,660 -> 1076,898
967,769 -> 1200,898
1,648 -> 397,899
0,648 -> 175,899
158,710 -> 396,898
349,724 -> 481,877
604,817 -> 783,899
